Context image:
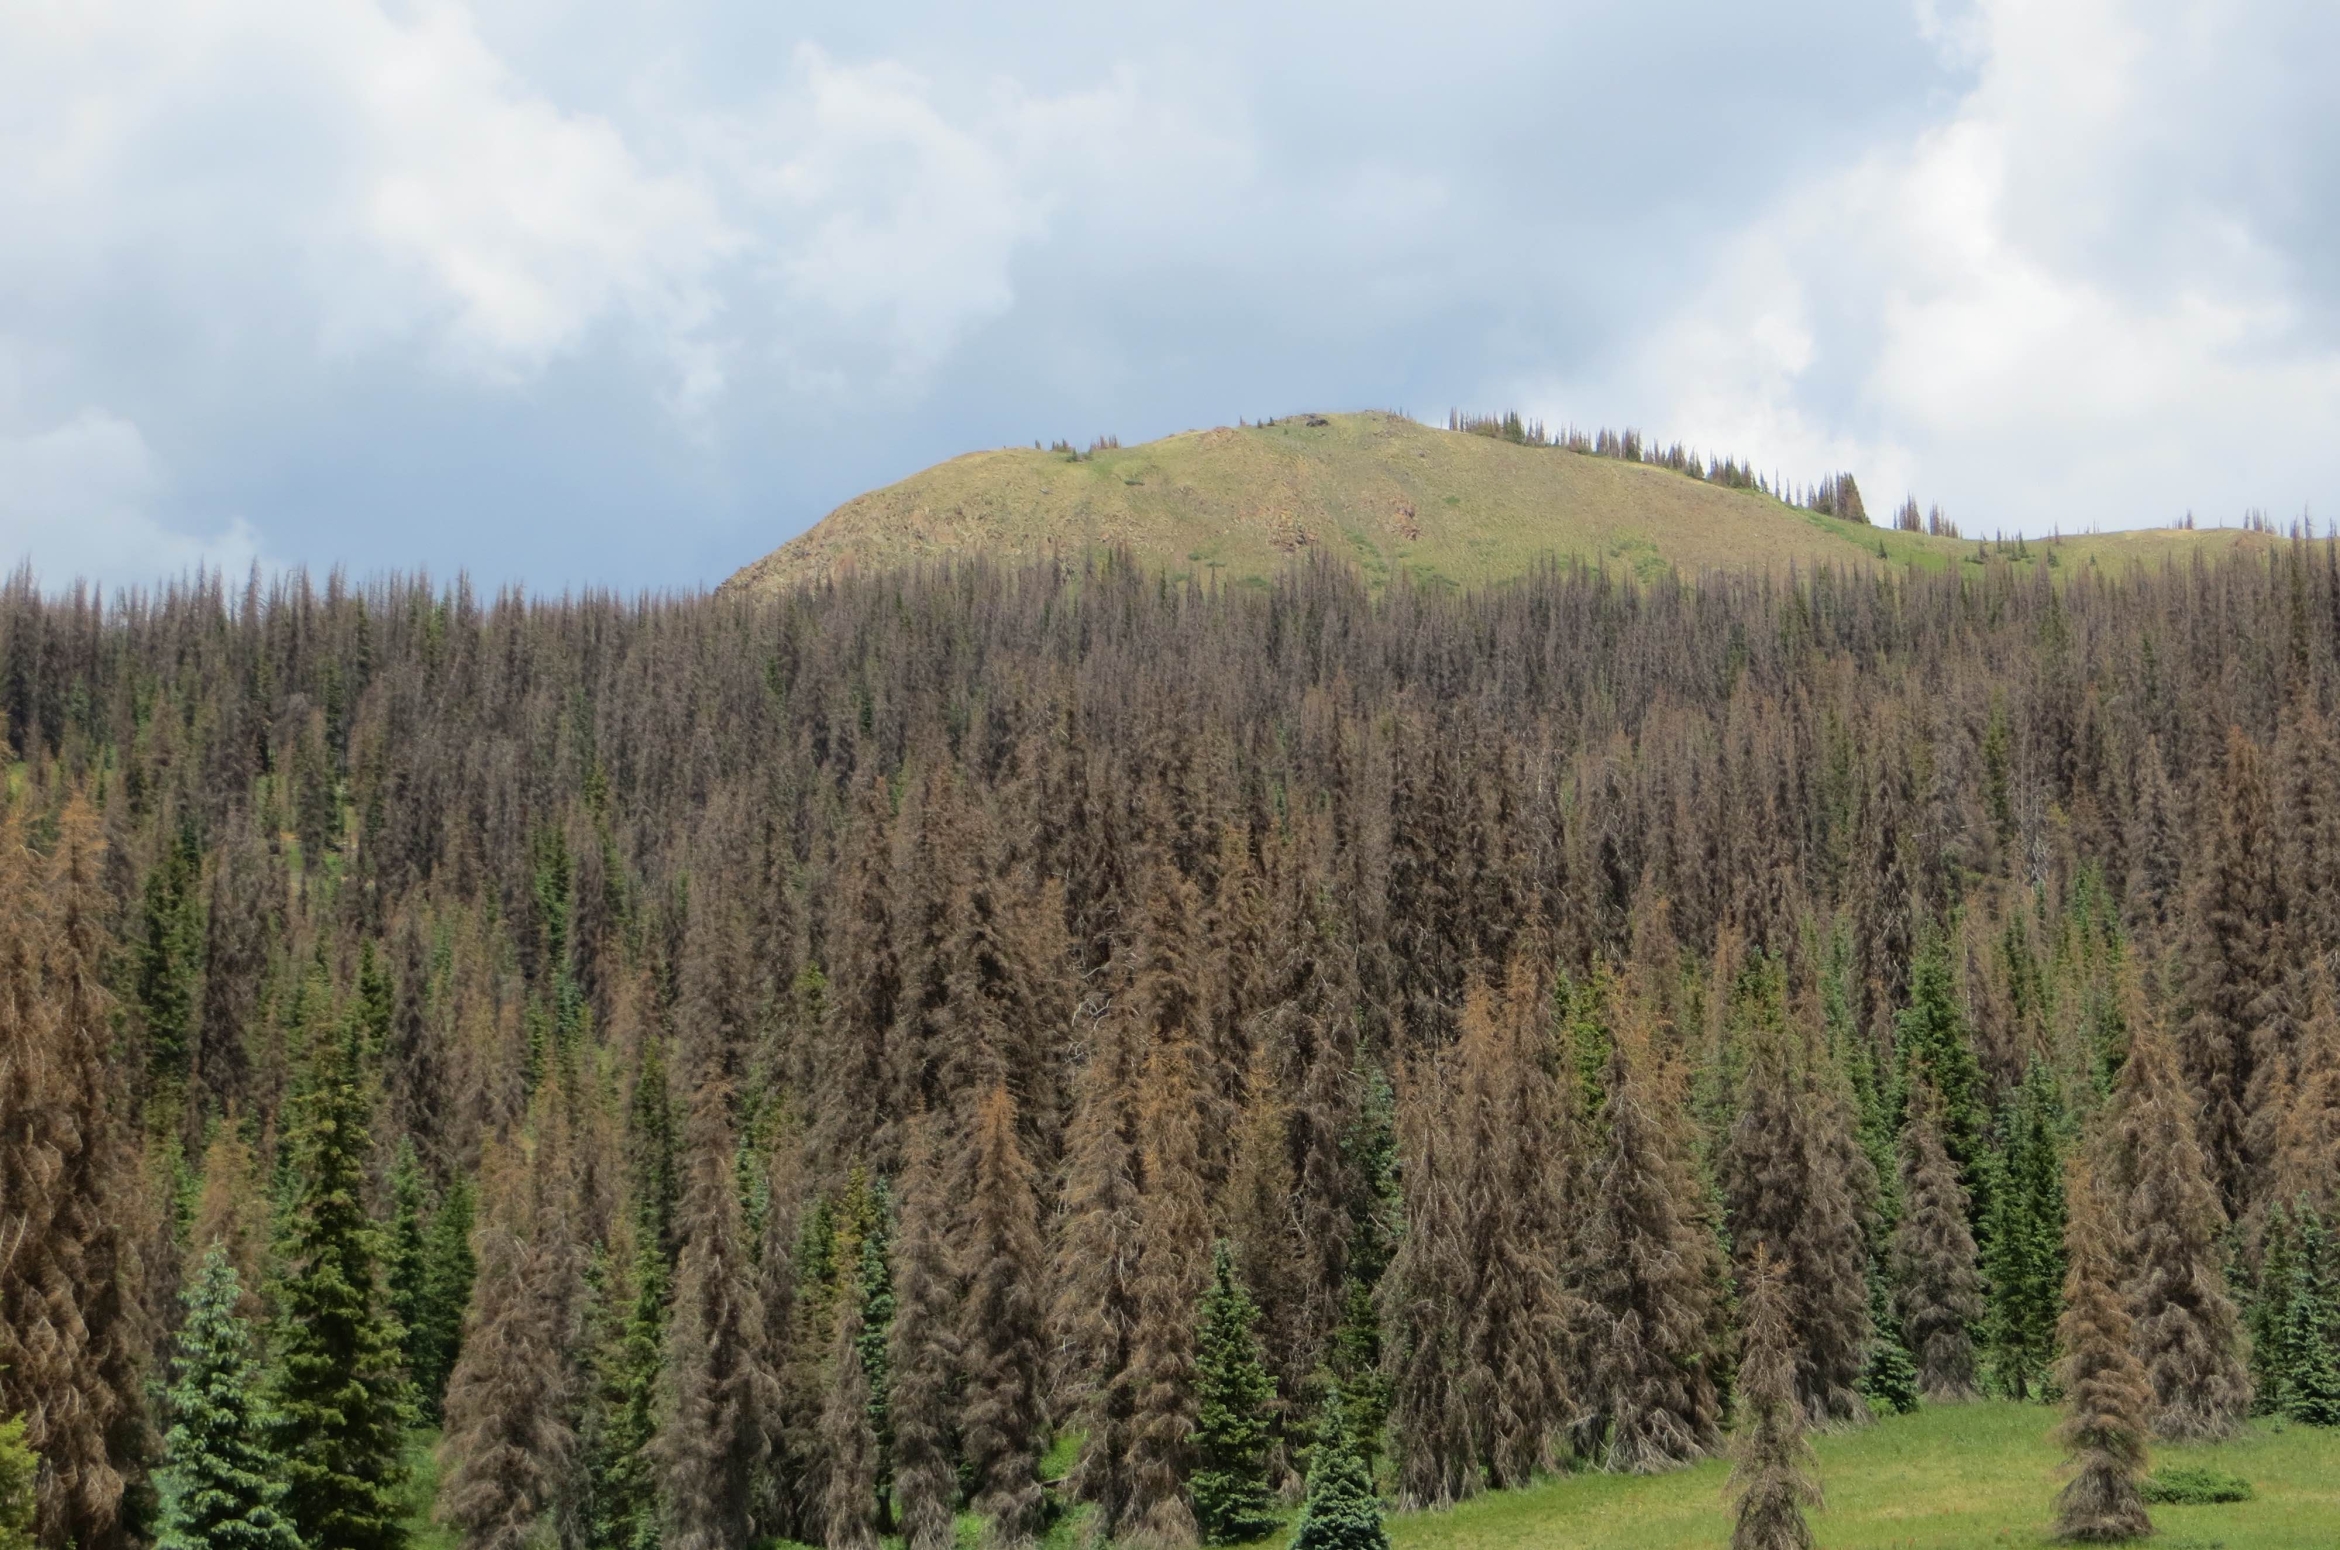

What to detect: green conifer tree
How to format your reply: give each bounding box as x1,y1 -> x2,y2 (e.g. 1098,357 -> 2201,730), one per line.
1981,1063 -> 2068,1401
411,1175 -> 477,1421
2281,1206 -> 2340,1427
2249,1205 -> 2298,1417
1189,1243 -> 1279,1545
271,1022 -> 411,1550
136,819 -> 206,1092
1897,929 -> 1988,1191
157,1246 -> 303,1550
584,1222 -> 669,1550
1288,1392 -> 1385,1550
386,1143 -> 431,1381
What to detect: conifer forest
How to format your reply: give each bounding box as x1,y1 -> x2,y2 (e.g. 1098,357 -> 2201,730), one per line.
6,545 -> 2340,1550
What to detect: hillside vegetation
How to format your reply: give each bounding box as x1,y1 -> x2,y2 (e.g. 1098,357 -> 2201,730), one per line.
725,411 -> 2265,593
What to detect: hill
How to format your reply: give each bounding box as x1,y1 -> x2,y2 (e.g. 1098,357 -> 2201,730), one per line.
723,411 -> 2267,593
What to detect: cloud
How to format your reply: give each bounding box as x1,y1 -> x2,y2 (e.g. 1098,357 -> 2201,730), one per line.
0,408 -> 259,586
1528,0 -> 2340,532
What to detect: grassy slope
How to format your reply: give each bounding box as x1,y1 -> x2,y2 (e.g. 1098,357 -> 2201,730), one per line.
1385,1404 -> 2339,1550
724,413 -> 2267,595
402,1406 -> 2339,1550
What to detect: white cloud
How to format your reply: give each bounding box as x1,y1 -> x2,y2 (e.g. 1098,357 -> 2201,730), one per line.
0,409 -> 259,587
1525,0 -> 2340,533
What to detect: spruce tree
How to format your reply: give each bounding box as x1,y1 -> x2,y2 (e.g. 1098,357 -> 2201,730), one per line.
2273,966 -> 2340,1214
272,1017 -> 411,1550
135,819 -> 205,1093
1722,965 -> 1872,1427
818,1280 -> 879,1550
2249,1203 -> 2299,1417
156,1246 -> 302,1550
2108,992 -> 2252,1441
1981,1063 -> 2068,1401
1891,1078 -> 1982,1402
412,1175 -> 477,1421
2178,727 -> 2279,1223
2280,1205 -> 2340,1426
1287,1392 -> 1385,1550
1125,1037 -> 1210,1550
436,1142 -> 574,1550
960,1086 -> 1046,1550
0,800 -> 152,1550
386,1143 -> 432,1400
1383,1059 -> 1473,1510
2051,1160 -> 2152,1544
1857,1269 -> 1920,1417
1454,964 -> 1575,1488
656,1077 -> 775,1550
582,1225 -> 666,1550
885,1115 -> 959,1550
1189,1244 -> 1279,1546
1727,1249 -> 1819,1550
1584,1022 -> 1721,1472
1896,926 -> 1988,1197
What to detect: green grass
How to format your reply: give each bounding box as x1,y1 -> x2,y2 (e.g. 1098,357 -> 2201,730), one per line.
401,1407 -> 2339,1550
725,412 -> 2267,596
1367,1404 -> 2337,1550
401,1430 -> 458,1550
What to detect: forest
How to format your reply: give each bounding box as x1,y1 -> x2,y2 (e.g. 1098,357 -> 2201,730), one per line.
3,543 -> 2338,1550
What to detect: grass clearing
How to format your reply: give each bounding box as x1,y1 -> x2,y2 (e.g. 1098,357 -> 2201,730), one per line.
1374,1404 -> 2337,1550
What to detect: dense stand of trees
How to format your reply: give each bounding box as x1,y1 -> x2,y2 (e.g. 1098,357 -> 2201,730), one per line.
5,540 -> 2340,1549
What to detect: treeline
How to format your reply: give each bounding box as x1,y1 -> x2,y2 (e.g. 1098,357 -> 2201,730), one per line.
1443,409 -> 1898,523
4,542 -> 2340,1550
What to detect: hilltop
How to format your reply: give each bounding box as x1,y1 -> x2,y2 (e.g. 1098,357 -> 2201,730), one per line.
723,410 -> 2265,594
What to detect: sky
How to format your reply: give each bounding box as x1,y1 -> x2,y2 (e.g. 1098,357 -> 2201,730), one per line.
4,0 -> 2336,591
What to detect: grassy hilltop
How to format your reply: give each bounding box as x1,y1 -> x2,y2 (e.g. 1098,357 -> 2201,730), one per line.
724,411 -> 2267,594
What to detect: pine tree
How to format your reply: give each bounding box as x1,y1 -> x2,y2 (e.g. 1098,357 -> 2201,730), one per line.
1857,1268 -> 1920,1417
2108,991 -> 2252,1441
656,1078 -> 774,1550
2050,1159 -> 2152,1544
2273,965 -> 2340,1214
1383,1058 -> 1473,1511
885,1115 -> 959,1550
1287,1391 -> 1385,1550
2249,1203 -> 2299,1417
1221,1044 -> 1309,1413
582,1222 -> 666,1550
1727,1249 -> 1820,1550
818,1279 -> 879,1550
411,1174 -> 477,1420
1454,963 -> 1575,1488
386,1142 -> 432,1398
436,1141 -> 575,1550
155,1246 -> 302,1550
1125,1035 -> 1210,1550
2178,728 -> 2280,1223
1723,964 -> 1872,1427
1189,1244 -> 1279,1545
1891,1078 -> 1982,1402
1584,1020 -> 1721,1472
1981,1063 -> 2068,1401
0,800 -> 152,1550
272,1017 -> 411,1550
1058,869 -> 1188,1537
960,1087 -> 1046,1550
1897,927 -> 1988,1191
2280,1205 -> 2340,1426
135,819 -> 205,1093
